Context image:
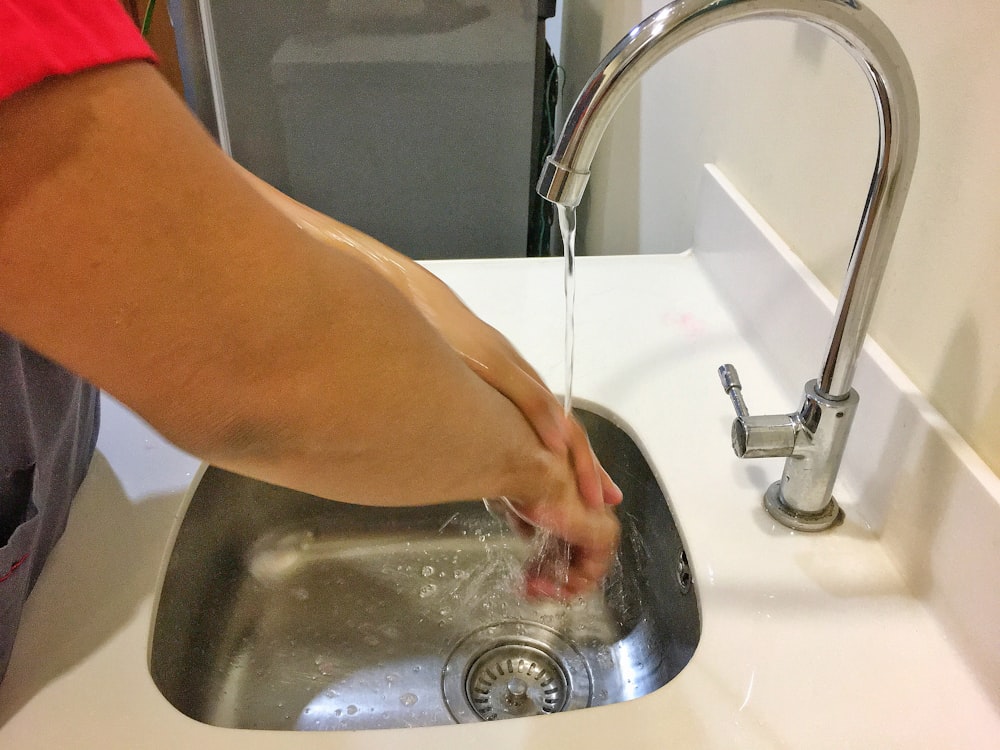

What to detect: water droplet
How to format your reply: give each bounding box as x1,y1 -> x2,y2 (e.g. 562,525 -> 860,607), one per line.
454,569 -> 469,580
346,705 -> 358,715
400,692 -> 419,707
413,665 -> 422,673
421,565 -> 435,577
419,583 -> 437,598
317,660 -> 335,676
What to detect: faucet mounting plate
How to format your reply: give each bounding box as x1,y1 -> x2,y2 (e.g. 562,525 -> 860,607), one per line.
763,482 -> 844,532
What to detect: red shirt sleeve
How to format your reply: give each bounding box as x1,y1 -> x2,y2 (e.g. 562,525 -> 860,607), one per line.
0,0 -> 158,100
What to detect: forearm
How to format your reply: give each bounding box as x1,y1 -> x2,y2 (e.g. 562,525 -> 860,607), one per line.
0,62 -> 543,506
239,165 -> 418,297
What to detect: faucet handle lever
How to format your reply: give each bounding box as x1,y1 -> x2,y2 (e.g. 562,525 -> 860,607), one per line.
718,364 -> 749,419
717,363 -> 797,459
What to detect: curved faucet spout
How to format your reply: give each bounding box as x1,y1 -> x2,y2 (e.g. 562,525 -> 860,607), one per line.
539,0 -> 919,530
538,0 -> 918,399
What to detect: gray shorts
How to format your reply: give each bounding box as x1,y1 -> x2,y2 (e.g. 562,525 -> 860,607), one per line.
0,334 -> 98,683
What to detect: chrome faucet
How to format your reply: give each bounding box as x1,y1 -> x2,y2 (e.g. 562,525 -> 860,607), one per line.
537,0 -> 919,531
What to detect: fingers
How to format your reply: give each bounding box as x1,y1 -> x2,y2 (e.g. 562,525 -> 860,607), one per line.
456,332 -> 623,508
521,512 -> 620,600
600,463 -> 624,506
563,414 -> 627,509
401,265 -> 622,507
508,483 -> 620,601
460,345 -> 569,457
486,501 -> 584,597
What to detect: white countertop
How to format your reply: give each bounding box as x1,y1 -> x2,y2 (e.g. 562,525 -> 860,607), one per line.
1,252 -> 998,748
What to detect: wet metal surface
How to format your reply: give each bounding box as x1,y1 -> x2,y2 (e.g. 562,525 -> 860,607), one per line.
149,409 -> 700,730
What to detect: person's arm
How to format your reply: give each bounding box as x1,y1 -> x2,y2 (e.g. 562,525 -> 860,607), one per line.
240,167 -> 622,510
0,61 -> 617,595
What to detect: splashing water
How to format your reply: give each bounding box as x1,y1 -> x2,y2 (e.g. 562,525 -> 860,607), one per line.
524,527 -> 573,597
448,522 -> 523,618
468,208 -> 596,601
480,497 -> 574,600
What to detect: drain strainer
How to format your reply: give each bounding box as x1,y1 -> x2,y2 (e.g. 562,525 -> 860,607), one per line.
466,642 -> 567,719
442,621 -> 591,723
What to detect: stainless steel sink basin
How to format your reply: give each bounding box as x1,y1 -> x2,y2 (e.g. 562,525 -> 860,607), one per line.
149,407 -> 700,730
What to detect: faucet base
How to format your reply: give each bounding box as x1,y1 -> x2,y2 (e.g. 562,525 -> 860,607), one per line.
763,482 -> 844,532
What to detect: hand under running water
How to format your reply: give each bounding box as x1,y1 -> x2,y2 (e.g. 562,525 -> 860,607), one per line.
245,183 -> 623,597
485,493 -> 620,600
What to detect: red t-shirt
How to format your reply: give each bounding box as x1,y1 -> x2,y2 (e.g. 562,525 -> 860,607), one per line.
0,0 -> 158,100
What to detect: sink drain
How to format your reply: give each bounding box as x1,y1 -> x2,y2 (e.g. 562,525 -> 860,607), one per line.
442,622 -> 591,723
466,642 -> 567,719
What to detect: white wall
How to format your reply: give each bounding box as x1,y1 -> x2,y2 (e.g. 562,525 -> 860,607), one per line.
561,0 -> 1000,478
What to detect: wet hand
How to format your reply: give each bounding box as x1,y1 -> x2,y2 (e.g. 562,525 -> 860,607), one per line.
492,463 -> 621,601
406,268 -> 623,511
